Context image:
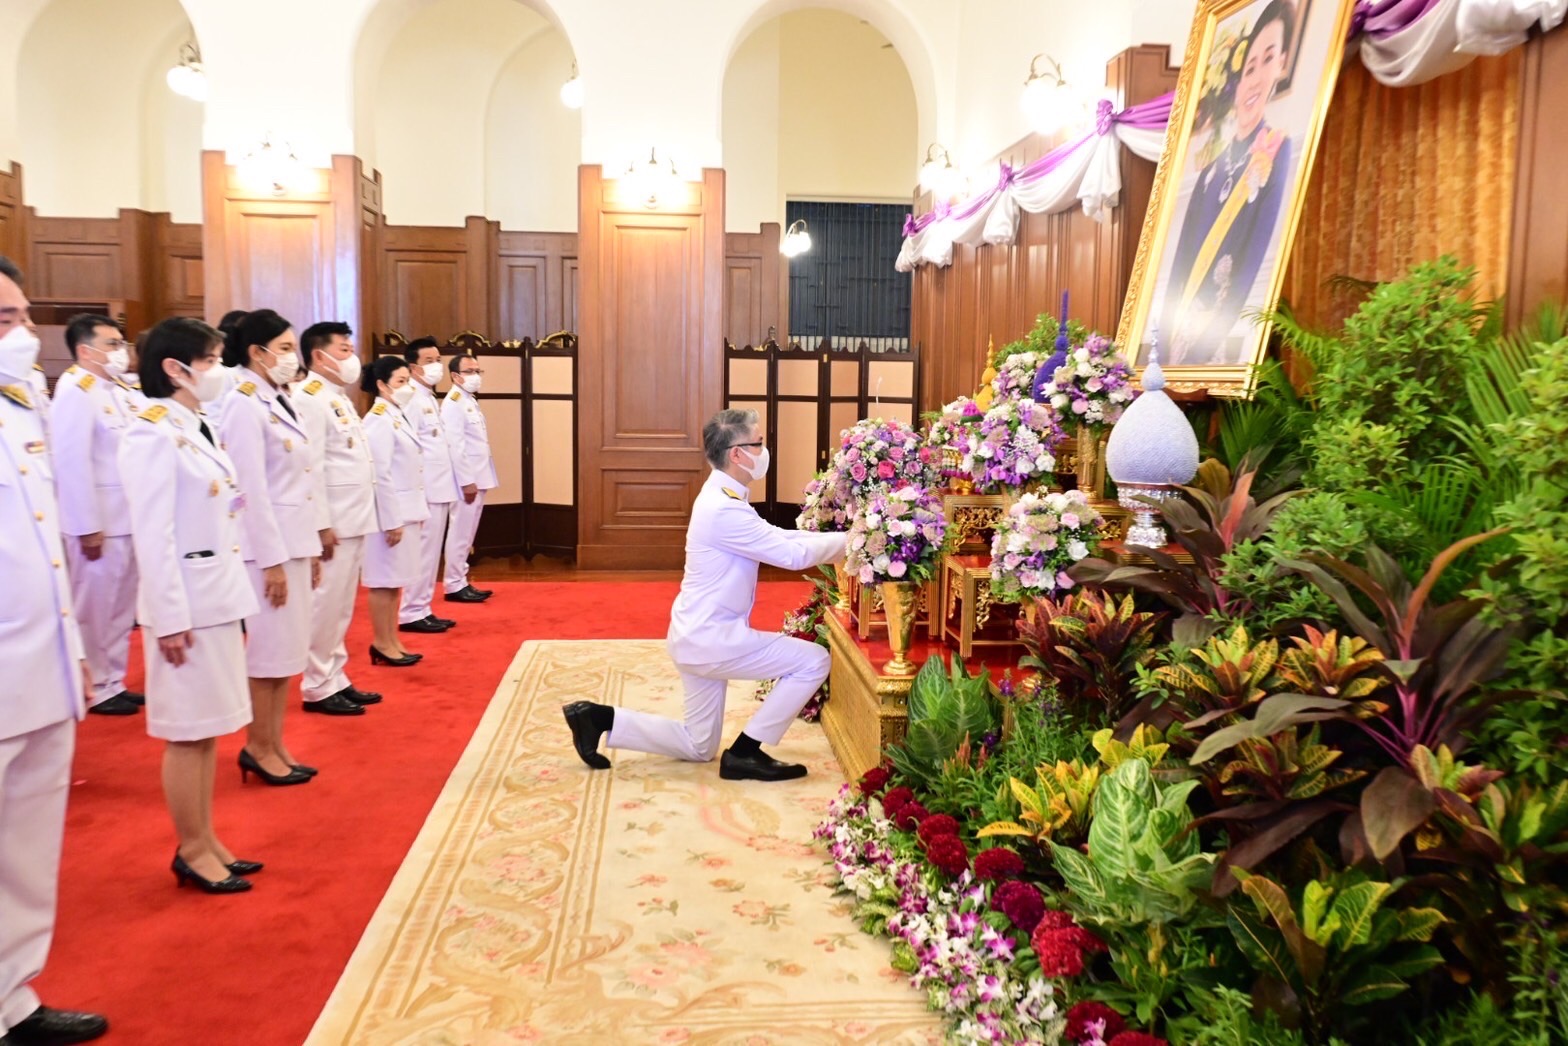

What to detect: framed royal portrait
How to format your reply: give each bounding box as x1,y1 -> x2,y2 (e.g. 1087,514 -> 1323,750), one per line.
1116,0 -> 1357,396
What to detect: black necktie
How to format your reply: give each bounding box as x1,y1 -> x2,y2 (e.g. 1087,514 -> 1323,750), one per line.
198,420 -> 215,445
277,394 -> 298,421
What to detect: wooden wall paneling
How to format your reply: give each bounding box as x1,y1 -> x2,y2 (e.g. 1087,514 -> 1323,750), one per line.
380,224 -> 468,340
723,223 -> 782,348
1507,26 -> 1568,328
464,216 -> 498,334
28,216 -> 123,302
0,163 -> 23,264
155,217 -> 205,318
356,167 -> 383,344
496,231 -> 578,338
576,165 -> 725,570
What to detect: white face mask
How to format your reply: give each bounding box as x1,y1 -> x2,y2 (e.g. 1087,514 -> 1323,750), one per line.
461,374 -> 482,394
264,348 -> 300,385
740,445 -> 770,482
421,362 -> 444,385
329,354 -> 361,387
101,347 -> 130,379
0,324 -> 41,385
391,384 -> 416,408
178,360 -> 227,403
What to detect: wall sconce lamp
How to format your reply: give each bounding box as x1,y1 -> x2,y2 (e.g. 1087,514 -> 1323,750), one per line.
166,41 -> 207,102
559,62 -> 583,110
237,134 -> 312,197
780,219 -> 812,258
917,143 -> 962,199
624,147 -> 678,208
1021,54 -> 1083,135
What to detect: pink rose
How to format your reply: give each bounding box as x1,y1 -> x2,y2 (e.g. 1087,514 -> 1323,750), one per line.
1072,399 -> 1089,414
1056,571 -> 1075,590
877,461 -> 897,480
1061,513 -> 1080,529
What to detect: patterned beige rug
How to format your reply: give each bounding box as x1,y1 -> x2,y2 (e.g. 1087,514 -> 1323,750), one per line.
305,640 -> 942,1045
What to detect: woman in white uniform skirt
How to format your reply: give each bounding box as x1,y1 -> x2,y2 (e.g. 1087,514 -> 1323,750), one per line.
217,310 -> 323,786
361,356 -> 428,667
120,318 -> 263,893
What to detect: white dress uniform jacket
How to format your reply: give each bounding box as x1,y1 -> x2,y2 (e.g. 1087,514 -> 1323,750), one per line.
362,397 -> 429,588
606,470 -> 846,762
215,367 -> 324,567
295,372 -> 377,540
409,381 -> 459,503
0,383 -> 85,738
50,365 -> 142,705
441,385 -> 498,491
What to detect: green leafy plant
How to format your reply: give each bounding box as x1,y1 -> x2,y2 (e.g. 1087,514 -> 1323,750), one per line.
1227,868 -> 1447,1041
1015,591 -> 1165,726
886,654 -> 999,792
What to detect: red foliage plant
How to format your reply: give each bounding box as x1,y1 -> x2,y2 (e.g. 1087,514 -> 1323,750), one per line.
858,766 -> 892,796
973,846 -> 1026,882
916,814 -> 961,846
1031,927 -> 1086,977
990,880 -> 1046,933
1107,1034 -> 1167,1046
924,834 -> 970,877
893,801 -> 930,831
879,786 -> 915,819
1065,1001 -> 1126,1043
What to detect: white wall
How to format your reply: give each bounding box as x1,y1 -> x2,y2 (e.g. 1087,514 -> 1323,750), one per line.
722,21 -> 783,233
484,27 -> 580,231
17,0 -> 200,218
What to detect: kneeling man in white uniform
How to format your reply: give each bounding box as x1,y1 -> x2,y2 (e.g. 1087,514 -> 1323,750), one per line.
564,408 -> 846,782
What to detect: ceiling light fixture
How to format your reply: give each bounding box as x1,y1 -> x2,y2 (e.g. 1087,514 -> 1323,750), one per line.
780,219 -> 812,258
624,147 -> 678,209
236,134 -> 312,197
559,62 -> 583,110
165,41 -> 207,103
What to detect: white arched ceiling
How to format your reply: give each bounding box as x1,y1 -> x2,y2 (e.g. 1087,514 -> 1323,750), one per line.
17,0 -> 202,218
722,8 -> 917,232
484,28 -> 580,231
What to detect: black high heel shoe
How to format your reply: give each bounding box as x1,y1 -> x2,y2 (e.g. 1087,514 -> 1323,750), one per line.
369,645 -> 422,667
226,859 -> 264,875
290,763 -> 318,777
172,853 -> 252,894
238,748 -> 311,786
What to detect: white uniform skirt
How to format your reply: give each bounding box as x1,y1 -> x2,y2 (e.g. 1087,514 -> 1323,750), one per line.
362,522 -> 422,589
243,557 -> 312,678
144,621 -> 252,742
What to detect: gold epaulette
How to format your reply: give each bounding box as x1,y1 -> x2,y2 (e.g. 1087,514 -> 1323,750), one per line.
446,388 -> 461,401
0,384 -> 32,409
237,382 -> 256,396
302,379 -> 323,396
721,487 -> 743,500
65,364 -> 79,374
76,372 -> 96,391
371,402 -> 387,415
138,404 -> 168,424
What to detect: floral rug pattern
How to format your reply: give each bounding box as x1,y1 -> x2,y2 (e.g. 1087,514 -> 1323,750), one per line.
305,640 -> 942,1045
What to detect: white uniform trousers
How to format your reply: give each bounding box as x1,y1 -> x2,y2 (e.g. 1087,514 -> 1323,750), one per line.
442,492 -> 486,594
63,535 -> 137,706
606,632 -> 830,762
303,534 -> 365,702
0,720 -> 73,1034
400,501 -> 452,623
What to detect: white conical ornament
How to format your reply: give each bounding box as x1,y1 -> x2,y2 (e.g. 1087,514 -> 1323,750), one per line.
1104,333 -> 1199,548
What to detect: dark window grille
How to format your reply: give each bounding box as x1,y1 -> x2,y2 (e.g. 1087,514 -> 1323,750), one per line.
786,200 -> 911,353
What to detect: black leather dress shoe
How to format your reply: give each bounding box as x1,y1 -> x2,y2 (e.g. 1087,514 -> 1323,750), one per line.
444,585 -> 490,604
562,701 -> 611,770
342,686 -> 383,705
719,749 -> 808,782
430,615 -> 457,629
5,1005 -> 109,1045
398,616 -> 448,633
87,693 -> 139,716
122,690 -> 146,706
303,692 -> 365,716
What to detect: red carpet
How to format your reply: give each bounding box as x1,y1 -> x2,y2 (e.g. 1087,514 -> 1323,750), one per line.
33,580 -> 810,1045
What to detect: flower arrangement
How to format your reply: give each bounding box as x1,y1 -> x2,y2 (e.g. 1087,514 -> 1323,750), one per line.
925,397 -> 985,476
993,350 -> 1047,405
832,417 -> 939,500
963,398 -> 1064,494
796,467 -> 853,532
751,567 -> 834,720
845,484 -> 949,585
989,490 -> 1104,603
1039,335 -> 1135,431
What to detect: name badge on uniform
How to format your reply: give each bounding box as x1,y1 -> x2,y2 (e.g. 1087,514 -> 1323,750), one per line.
24,440 -> 45,455
209,481 -> 220,497
332,405 -> 345,418
230,492 -> 247,513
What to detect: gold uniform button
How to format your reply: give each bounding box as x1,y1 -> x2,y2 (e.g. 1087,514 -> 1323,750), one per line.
52,559 -> 60,568
18,465 -> 26,474
34,511 -> 44,521
61,609 -> 70,618
232,545 -> 241,553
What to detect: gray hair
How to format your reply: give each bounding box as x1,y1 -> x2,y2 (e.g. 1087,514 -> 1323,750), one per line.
703,408 -> 759,470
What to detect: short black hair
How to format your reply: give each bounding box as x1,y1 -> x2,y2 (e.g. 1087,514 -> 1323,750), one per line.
403,336 -> 441,363
0,255 -> 21,286
361,354 -> 409,395
447,352 -> 479,374
301,321 -> 353,360
139,317 -> 223,398
65,313 -> 120,359
223,308 -> 293,369
217,309 -> 249,335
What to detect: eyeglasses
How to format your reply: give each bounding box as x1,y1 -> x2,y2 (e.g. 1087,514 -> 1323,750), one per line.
459,368 -> 484,376
727,441 -> 764,450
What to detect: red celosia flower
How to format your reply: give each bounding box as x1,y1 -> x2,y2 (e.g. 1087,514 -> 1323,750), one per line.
858,767 -> 891,796
1031,926 -> 1085,977
990,880 -> 1045,934
1069,926 -> 1109,954
916,814 -> 961,846
880,786 -> 914,819
893,801 -> 930,831
1107,1034 -> 1167,1046
1065,1001 -> 1126,1043
1036,909 -> 1075,931
973,847 -> 1026,882
925,834 -> 969,876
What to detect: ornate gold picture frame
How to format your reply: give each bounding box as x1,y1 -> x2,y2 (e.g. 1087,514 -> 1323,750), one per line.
1116,0 -> 1357,397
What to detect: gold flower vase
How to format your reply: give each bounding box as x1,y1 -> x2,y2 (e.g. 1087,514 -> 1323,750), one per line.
880,581 -> 919,677
1075,423 -> 1106,499
832,563 -> 853,612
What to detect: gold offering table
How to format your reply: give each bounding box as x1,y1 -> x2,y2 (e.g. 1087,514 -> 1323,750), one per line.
820,606 -> 1023,780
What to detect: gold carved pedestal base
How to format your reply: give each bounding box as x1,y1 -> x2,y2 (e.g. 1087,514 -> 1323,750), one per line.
819,610 -> 914,782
